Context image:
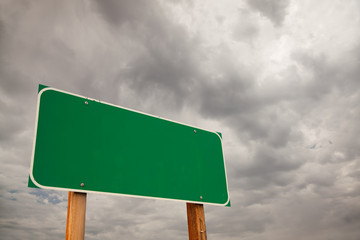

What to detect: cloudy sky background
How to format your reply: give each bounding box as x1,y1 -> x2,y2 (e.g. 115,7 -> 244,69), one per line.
1,0 -> 360,239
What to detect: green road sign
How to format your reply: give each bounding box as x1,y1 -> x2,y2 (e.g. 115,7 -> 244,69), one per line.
29,85 -> 230,206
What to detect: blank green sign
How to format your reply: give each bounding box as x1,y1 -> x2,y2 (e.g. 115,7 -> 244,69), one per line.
29,86 -> 230,205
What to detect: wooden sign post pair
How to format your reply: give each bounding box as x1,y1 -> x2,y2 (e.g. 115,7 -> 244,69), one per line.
65,192 -> 207,240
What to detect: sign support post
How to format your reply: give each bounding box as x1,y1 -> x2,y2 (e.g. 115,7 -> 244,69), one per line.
187,203 -> 207,240
66,192 -> 87,240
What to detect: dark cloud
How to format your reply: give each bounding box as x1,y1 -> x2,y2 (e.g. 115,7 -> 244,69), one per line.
291,43 -> 360,99
121,27 -> 200,104
199,77 -> 255,117
92,0 -> 202,110
94,0 -> 154,26
207,203 -> 273,237
246,0 -> 290,26
243,145 -> 302,177
1,0 -> 360,239
197,62 -> 301,149
197,45 -> 258,118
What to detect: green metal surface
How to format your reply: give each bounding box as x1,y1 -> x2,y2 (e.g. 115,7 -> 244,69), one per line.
29,86 -> 229,205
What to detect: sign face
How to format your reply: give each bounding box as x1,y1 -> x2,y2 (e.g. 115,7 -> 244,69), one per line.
29,85 -> 230,206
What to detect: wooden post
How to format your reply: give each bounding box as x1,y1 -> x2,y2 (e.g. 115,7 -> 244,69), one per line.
187,203 -> 207,240
66,192 -> 87,240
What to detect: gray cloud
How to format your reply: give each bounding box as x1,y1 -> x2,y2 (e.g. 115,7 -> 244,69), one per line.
246,0 -> 290,26
232,9 -> 260,43
94,0 -> 155,26
93,0 -> 201,110
1,0 -> 360,239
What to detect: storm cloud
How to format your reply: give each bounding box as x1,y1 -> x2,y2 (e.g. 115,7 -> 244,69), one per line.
1,0 -> 360,239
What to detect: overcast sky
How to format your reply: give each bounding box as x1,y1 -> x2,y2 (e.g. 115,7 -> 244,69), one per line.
1,0 -> 360,239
